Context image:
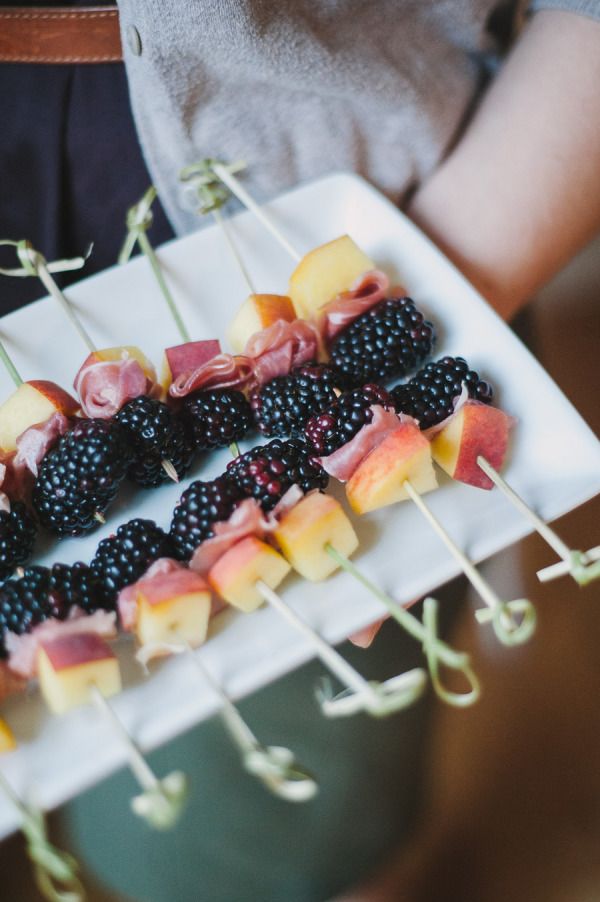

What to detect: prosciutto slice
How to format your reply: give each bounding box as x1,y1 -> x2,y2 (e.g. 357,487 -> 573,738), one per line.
169,353 -> 255,398
117,558 -> 204,630
244,319 -> 321,386
318,270 -> 391,343
189,499 -> 275,578
6,609 -> 117,679
317,405 -> 402,482
14,411 -> 70,477
74,355 -> 157,418
0,451 -> 33,504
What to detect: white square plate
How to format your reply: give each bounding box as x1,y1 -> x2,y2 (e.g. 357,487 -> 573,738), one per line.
0,172 -> 598,838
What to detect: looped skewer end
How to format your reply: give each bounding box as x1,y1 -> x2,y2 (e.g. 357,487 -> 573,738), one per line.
130,770 -> 189,831
243,745 -> 319,803
316,669 -> 427,719
179,159 -> 246,215
421,597 -> 481,708
475,598 -> 537,646
323,544 -> 480,708
91,687 -> 188,831
0,771 -> 85,902
119,186 -> 157,265
537,546 -> 600,586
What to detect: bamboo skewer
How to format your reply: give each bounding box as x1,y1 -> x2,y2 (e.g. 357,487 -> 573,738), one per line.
476,455 -> 600,586
119,187 -> 192,343
91,688 -> 187,830
0,240 -> 95,353
403,480 -> 537,646
256,580 -> 428,718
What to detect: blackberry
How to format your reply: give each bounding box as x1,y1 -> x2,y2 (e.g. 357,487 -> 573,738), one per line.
50,562 -> 113,615
392,356 -> 494,429
91,518 -> 174,599
305,384 -> 394,456
0,502 -> 37,581
226,438 -> 329,511
169,478 -> 243,561
329,296 -> 435,386
0,566 -> 65,658
250,363 -> 340,438
182,389 -> 252,451
116,396 -> 194,487
32,418 -> 134,536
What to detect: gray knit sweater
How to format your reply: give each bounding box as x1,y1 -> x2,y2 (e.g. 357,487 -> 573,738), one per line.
118,0 -> 600,233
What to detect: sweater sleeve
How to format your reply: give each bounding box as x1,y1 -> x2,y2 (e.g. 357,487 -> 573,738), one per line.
528,0 -> 600,21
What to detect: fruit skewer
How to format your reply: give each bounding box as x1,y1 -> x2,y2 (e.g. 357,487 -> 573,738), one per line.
311,394 -> 537,646
268,489 -> 480,708
394,359 -> 600,588
0,728 -> 85,902
205,531 -> 428,719
119,557 -> 318,801
170,471 -> 427,717
35,630 -> 187,830
210,160 -> 598,580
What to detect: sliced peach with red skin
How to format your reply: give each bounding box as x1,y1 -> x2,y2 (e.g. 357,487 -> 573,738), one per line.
274,492 -> 358,581
431,401 -> 513,490
0,380 -> 79,452
346,421 -> 438,514
37,633 -> 121,715
208,536 -> 291,613
160,339 -> 221,393
227,294 -> 296,354
134,569 -> 212,649
288,235 -> 375,318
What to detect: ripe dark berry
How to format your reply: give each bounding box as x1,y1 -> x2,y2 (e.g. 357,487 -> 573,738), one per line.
329,297 -> 435,386
91,518 -> 174,600
50,562 -> 113,615
0,502 -> 37,582
0,566 -> 66,658
32,418 -> 134,536
305,384 -> 394,456
182,389 -> 252,450
392,356 -> 494,429
226,438 -> 329,511
116,396 -> 194,487
169,478 -> 244,561
250,363 -> 340,438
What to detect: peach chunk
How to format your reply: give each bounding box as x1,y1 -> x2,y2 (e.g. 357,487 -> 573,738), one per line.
0,381 -> 79,452
0,718 -> 16,753
160,339 -> 221,393
288,235 -> 375,318
135,570 -> 212,649
346,421 -> 437,514
431,401 -> 513,490
227,294 -> 296,354
37,633 -> 121,715
274,492 -> 358,581
208,536 -> 291,613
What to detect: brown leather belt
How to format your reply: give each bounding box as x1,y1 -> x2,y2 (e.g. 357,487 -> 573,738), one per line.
0,5 -> 122,63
